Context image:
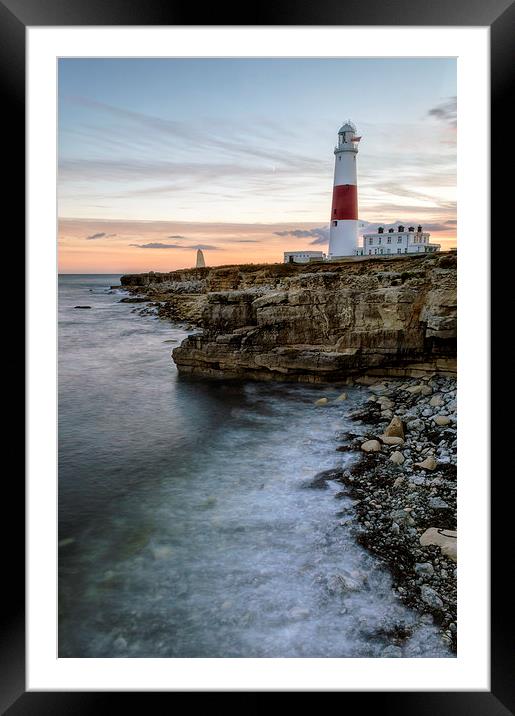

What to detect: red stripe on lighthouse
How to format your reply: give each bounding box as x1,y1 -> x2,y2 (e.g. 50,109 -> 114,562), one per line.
331,184 -> 358,220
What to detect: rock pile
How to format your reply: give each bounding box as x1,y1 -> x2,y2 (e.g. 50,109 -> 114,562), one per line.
331,374 -> 457,651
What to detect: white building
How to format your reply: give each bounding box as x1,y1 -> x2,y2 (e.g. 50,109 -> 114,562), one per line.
355,225 -> 440,256
284,250 -> 326,264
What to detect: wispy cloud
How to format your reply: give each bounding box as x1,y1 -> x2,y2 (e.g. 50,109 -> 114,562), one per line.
129,242 -> 222,250
85,231 -> 116,240
62,96 -> 321,174
274,227 -> 329,240
428,96 -> 457,129
224,239 -> 262,243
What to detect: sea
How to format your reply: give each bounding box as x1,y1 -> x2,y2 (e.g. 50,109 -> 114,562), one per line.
58,274 -> 450,658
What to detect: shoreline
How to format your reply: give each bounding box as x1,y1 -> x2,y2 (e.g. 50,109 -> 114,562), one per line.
112,271 -> 458,653
312,374 -> 457,652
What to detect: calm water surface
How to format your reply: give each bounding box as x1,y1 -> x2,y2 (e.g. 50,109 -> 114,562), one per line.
58,274 -> 449,657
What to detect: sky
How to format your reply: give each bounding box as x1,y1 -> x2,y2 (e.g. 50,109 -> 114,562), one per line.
58,58 -> 456,273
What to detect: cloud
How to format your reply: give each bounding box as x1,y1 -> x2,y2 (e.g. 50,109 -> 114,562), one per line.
168,235 -> 186,239
85,231 -> 117,240
224,239 -> 262,243
63,96 -> 322,174
428,97 -> 457,129
274,226 -> 329,242
129,242 -> 221,250
273,226 -> 330,246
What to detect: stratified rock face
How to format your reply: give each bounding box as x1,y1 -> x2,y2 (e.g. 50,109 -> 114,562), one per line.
170,253 -> 456,382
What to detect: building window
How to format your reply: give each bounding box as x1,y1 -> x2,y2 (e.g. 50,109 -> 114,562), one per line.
397,237 -> 402,243
378,237 -> 381,244
369,238 -> 373,245
368,250 -> 372,255
332,220 -> 337,226
387,237 -> 391,243
397,249 -> 402,254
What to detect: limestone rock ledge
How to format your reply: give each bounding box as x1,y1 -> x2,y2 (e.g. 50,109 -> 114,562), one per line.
169,253 -> 456,382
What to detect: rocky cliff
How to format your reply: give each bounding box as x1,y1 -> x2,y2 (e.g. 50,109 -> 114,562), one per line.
121,253 -> 457,382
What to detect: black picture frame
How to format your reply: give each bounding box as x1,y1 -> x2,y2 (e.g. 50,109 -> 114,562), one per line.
4,0 -> 510,711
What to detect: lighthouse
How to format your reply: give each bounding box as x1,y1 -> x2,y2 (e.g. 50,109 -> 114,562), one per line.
328,121 -> 361,258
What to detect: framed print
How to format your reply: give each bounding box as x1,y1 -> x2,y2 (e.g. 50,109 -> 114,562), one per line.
3,0 -> 511,711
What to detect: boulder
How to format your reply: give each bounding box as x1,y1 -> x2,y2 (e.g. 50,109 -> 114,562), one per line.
389,451 -> 405,465
420,527 -> 457,562
428,496 -> 450,510
420,585 -> 444,609
390,509 -> 414,526
361,439 -> 382,453
315,397 -> 329,406
384,416 -> 404,439
335,392 -> 347,401
429,394 -> 444,407
415,562 -> 434,576
414,456 -> 437,471
405,384 -> 432,396
379,435 -> 404,446
434,415 -> 451,426
308,468 -> 343,489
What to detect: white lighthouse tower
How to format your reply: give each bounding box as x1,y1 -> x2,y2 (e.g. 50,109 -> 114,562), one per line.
328,121 -> 361,258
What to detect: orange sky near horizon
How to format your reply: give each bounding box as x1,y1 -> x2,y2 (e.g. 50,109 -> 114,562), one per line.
58,217 -> 457,274
58,59 -> 457,274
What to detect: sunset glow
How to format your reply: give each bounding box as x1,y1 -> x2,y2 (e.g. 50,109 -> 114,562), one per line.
58,58 -> 456,273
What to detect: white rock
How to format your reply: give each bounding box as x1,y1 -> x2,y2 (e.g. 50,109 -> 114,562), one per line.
361,439 -> 382,453
434,415 -> 451,426
414,456 -> 437,471
420,527 -> 457,562
379,435 -> 405,446
315,397 -> 329,406
405,384 -> 432,396
335,392 -> 347,401
419,385 -> 433,396
429,394 -> 444,407
390,451 -> 405,465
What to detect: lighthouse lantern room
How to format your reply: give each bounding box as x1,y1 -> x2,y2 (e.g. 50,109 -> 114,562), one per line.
328,121 -> 361,258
